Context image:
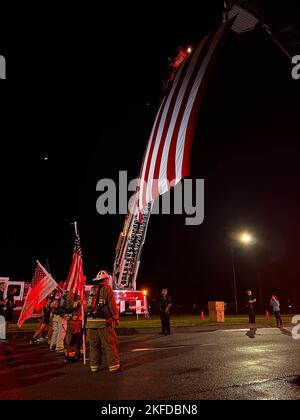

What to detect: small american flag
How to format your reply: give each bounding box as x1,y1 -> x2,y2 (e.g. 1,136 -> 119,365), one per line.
65,224 -> 85,299
31,264 -> 47,288
17,261 -> 58,328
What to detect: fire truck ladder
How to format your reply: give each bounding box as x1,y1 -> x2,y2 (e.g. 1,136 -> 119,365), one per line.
227,0 -> 300,58
113,201 -> 152,290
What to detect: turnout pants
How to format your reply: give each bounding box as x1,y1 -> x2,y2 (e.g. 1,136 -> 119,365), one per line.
65,317 -> 82,360
87,324 -> 120,372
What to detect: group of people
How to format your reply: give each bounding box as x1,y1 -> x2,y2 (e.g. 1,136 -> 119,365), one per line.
30,269 -> 121,372
158,289 -> 284,335
246,290 -> 283,327
1,277 -> 285,372
0,283 -> 17,342
1,271 -> 121,373
30,282 -> 83,363
33,269 -> 121,372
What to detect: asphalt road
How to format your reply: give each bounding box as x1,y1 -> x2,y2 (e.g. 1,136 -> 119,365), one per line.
0,327 -> 299,400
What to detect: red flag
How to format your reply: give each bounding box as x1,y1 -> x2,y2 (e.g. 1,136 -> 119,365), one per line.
65,225 -> 85,300
17,261 -> 58,328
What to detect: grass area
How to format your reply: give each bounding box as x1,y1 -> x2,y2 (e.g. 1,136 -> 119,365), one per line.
115,314 -> 294,329
9,314 -> 294,332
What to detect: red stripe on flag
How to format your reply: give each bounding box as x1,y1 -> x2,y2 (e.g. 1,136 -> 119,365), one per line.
182,19 -> 234,179
166,34 -> 212,184
141,97 -> 167,210
151,55 -> 192,199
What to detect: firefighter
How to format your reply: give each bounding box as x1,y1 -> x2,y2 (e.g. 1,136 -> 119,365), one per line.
85,270 -> 120,373
64,291 -> 83,363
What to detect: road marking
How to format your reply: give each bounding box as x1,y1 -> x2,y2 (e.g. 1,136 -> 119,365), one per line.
132,346 -> 185,352
217,327 -> 290,333
131,344 -> 214,352
218,329 -> 250,332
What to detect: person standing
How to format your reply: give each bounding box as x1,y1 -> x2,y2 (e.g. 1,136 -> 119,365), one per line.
30,296 -> 52,344
246,290 -> 256,324
158,289 -> 172,335
5,286 -> 17,325
64,292 -> 83,363
0,282 -> 7,342
270,295 -> 283,328
85,270 -> 120,373
49,290 -> 67,352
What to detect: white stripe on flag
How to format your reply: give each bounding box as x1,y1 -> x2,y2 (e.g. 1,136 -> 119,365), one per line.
158,38 -> 208,195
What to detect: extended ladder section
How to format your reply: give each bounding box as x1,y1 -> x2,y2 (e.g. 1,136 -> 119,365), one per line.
112,202 -> 152,290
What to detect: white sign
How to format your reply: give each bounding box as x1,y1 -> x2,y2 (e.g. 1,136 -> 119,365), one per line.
120,300 -> 126,313
0,55 -> 6,79
136,300 -> 142,314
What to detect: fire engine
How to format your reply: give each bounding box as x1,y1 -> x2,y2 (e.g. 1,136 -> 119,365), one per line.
0,277 -> 148,318
84,280 -> 148,316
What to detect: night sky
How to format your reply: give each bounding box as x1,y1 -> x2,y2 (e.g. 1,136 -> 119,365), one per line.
1,1 -> 300,312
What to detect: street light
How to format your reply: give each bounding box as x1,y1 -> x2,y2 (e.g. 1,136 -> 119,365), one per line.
239,232 -> 254,245
230,231 -> 255,314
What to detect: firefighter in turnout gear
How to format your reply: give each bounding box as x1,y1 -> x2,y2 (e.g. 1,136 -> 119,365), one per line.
86,270 -> 120,373
63,291 -> 83,363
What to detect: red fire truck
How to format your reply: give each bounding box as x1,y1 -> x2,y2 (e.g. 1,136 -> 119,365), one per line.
84,284 -> 148,315
0,277 -> 148,319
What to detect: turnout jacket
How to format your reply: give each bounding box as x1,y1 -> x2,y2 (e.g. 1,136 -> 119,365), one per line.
86,282 -> 119,329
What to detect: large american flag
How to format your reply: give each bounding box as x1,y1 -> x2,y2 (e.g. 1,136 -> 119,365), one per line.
137,18 -> 235,213
65,225 -> 85,299
17,261 -> 58,328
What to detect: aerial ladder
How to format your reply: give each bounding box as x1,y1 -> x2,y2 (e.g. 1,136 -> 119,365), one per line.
112,200 -> 152,290
112,47 -> 190,292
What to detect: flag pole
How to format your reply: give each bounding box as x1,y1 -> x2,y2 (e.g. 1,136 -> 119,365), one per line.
73,221 -> 87,366
81,296 -> 87,365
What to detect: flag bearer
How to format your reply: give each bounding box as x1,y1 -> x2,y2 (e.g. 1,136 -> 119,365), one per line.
85,270 -> 120,373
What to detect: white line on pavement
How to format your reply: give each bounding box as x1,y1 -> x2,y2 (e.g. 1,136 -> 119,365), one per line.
131,344 -> 214,352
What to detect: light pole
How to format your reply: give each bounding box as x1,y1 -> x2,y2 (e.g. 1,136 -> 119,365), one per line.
229,231 -> 255,315
230,245 -> 238,314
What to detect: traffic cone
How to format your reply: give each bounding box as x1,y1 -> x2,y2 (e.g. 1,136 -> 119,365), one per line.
266,310 -> 270,320
200,311 -> 205,321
